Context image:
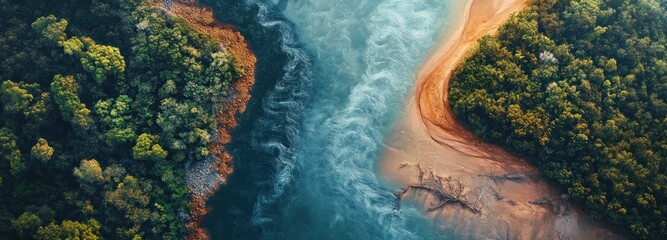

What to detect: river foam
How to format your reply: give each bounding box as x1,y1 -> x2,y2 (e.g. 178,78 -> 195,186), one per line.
203,0 -> 311,238
276,0 -> 460,239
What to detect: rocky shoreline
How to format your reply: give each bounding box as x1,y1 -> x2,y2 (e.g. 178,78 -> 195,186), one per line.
148,0 -> 256,239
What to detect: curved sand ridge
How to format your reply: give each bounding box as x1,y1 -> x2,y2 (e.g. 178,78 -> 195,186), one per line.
381,0 -> 623,238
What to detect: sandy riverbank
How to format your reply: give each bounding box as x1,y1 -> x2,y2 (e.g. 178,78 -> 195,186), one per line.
380,0 -> 622,238
148,0 -> 256,239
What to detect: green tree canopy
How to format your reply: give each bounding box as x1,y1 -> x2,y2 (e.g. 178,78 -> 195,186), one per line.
0,0 -> 238,238
95,95 -> 137,146
104,176 -> 151,225
0,127 -> 23,175
1,80 -> 33,114
31,14 -> 68,44
73,159 -> 105,195
33,14 -> 126,84
11,212 -> 41,238
132,133 -> 167,161
36,219 -> 100,240
31,138 -> 54,162
80,43 -> 126,84
50,75 -> 90,129
449,0 -> 667,238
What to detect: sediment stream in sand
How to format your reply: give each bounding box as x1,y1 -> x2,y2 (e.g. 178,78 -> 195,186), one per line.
381,0 -> 623,238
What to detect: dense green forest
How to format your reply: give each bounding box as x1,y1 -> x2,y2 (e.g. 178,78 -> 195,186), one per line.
449,0 -> 667,238
0,0 -> 239,238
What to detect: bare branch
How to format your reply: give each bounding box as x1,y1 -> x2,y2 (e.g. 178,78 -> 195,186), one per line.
395,165 -> 480,214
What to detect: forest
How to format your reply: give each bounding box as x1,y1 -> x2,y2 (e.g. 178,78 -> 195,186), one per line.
449,0 -> 667,238
0,0 -> 239,238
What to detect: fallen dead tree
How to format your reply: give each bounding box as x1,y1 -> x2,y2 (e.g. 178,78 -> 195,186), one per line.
395,164 -> 480,214
489,187 -> 503,200
529,197 -> 570,216
479,173 -> 526,183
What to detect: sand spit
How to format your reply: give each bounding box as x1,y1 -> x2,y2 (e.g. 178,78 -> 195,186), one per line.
381,0 -> 623,238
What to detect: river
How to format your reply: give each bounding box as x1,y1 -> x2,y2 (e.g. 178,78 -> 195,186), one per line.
203,0 -> 465,239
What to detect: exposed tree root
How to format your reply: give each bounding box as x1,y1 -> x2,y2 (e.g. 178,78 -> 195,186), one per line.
395,164 -> 480,214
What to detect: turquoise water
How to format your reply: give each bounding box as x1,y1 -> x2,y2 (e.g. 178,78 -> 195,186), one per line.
204,0 -> 463,239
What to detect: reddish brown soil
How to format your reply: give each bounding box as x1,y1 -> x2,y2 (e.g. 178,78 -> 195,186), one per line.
149,1 -> 256,239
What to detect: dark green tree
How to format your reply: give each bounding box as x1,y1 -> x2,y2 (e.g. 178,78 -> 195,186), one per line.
11,212 -> 42,238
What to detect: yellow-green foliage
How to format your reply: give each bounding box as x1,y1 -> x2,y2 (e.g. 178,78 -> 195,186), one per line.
50,75 -> 90,129
31,138 -> 54,162
31,15 -> 68,44
36,219 -> 101,240
1,80 -> 33,113
80,43 -> 126,84
33,15 -> 126,84
449,0 -> 667,238
132,133 -> 168,161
